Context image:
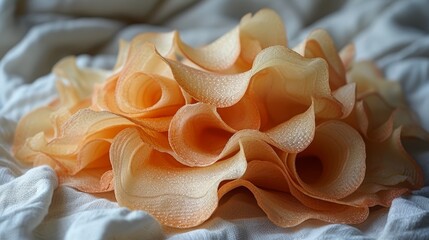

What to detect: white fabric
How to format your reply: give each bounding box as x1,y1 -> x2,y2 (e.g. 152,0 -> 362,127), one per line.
1,0 -> 429,239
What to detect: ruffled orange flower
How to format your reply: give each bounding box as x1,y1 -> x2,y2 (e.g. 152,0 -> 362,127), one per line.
13,9 -> 427,228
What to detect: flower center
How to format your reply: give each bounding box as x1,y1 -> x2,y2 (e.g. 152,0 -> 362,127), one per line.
295,155 -> 323,184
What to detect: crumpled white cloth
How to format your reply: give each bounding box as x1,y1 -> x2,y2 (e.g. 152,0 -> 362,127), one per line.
1,0 -> 429,239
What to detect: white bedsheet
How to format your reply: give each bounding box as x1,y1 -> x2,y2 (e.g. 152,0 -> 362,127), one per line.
1,0 -> 429,239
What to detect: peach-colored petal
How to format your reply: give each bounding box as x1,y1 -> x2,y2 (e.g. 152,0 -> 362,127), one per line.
15,108 -> 138,193
113,39 -> 130,71
339,43 -> 355,71
175,9 -> 287,72
116,72 -> 183,115
332,83 -> 356,119
56,109 -> 132,144
286,121 -> 366,200
264,102 -> 315,153
115,72 -> 185,131
340,90 -> 427,143
118,29 -> 246,72
219,137 -> 369,226
165,45 -> 338,111
219,180 -> 369,227
110,128 -> 247,228
342,186 -> 408,208
294,29 -> 346,90
240,9 -> 287,49
132,31 -> 176,57
216,94 -> 260,131
13,102 -> 91,166
251,46 -> 330,101
285,176 -> 353,211
251,46 -> 345,119
165,58 -> 251,107
27,109 -> 135,173
393,106 -> 429,141
241,157 -> 289,193
355,93 -> 395,142
25,57 -> 109,143
365,127 -> 423,188
93,43 -> 185,131
342,127 -> 424,207
169,103 -> 235,167
92,74 -> 120,111
248,69 -> 312,130
230,138 -> 289,191
238,8 -> 287,64
176,27 -> 241,72
122,40 -> 173,79
13,106 -> 55,158
53,57 -> 110,103
169,102 -> 315,167
349,61 -> 404,107
58,110 -> 174,194
60,169 -> 114,193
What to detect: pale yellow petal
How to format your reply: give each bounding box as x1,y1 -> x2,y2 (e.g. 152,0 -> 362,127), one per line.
53,57 -> 110,102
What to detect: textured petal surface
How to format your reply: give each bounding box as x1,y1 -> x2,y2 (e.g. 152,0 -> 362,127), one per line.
287,121 -> 366,200
176,8 -> 287,72
110,128 -> 247,228
169,103 -> 235,166
53,57 -> 110,102
218,139 -> 369,227
166,45 -> 338,112
169,102 -> 315,167
342,127 -> 424,207
219,180 -> 369,228
349,61 -> 404,107
301,30 -> 347,91
176,27 -> 241,71
94,43 -> 185,132
20,109 -> 135,192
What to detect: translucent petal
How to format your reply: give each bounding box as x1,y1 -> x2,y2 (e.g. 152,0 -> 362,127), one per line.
110,128 -> 247,228
165,45 -> 336,110
287,121 -> 366,200
295,29 -> 347,90
53,57 -> 110,102
94,43 -> 185,131
342,127 -> 424,207
169,102 -> 315,167
219,181 -> 368,227
349,61 -> 404,107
